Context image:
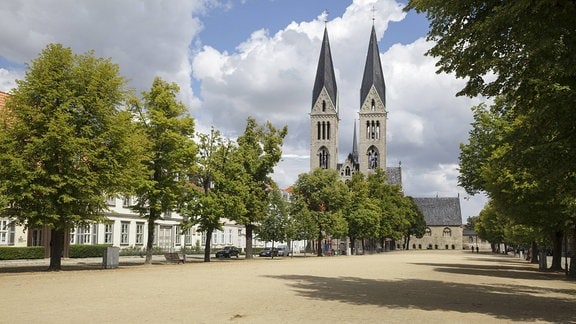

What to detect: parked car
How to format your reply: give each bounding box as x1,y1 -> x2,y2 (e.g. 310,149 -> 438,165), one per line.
259,247 -> 278,257
277,245 -> 291,256
215,246 -> 240,258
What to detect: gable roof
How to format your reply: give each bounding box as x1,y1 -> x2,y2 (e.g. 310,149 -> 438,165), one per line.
413,197 -> 462,226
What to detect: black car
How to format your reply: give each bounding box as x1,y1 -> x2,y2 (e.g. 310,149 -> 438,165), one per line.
259,247 -> 278,257
215,246 -> 240,258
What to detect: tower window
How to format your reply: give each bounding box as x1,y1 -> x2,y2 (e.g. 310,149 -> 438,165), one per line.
322,100 -> 326,112
327,122 -> 330,140
317,122 -> 321,140
368,147 -> 378,169
371,99 -> 375,111
319,148 -> 329,169
345,166 -> 351,176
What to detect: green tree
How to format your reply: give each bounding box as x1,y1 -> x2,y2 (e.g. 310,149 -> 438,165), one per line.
344,173 -> 380,254
409,0 -> 576,275
130,77 -> 196,264
403,196 -> 426,250
234,117 -> 287,259
179,128 -> 244,262
256,185 -> 290,258
0,44 -> 147,271
292,168 -> 349,256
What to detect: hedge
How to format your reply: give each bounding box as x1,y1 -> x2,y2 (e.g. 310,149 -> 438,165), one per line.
69,244 -> 113,258
0,246 -> 45,260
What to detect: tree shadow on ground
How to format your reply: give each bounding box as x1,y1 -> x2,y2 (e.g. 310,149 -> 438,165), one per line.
410,262 -> 560,281
265,274 -> 576,322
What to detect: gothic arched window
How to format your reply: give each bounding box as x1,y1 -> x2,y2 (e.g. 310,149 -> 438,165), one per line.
425,227 -> 432,236
322,100 -> 326,112
317,122 -> 321,140
371,99 -> 375,111
326,121 -> 330,140
443,227 -> 452,237
345,166 -> 351,176
367,147 -> 379,169
318,148 -> 329,169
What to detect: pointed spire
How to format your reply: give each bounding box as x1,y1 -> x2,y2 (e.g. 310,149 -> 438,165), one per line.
360,25 -> 386,107
312,27 -> 338,108
352,119 -> 359,165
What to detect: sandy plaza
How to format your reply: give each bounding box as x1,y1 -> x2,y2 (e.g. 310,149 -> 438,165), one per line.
1,250 -> 574,323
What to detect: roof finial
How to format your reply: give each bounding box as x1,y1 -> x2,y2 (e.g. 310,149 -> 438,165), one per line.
322,9 -> 329,26
371,5 -> 376,24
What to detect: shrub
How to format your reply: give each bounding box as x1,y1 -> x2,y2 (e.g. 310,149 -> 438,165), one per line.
0,246 -> 45,260
69,244 -> 112,258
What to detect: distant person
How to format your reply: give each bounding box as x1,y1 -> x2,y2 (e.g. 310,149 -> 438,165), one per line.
476,246 -> 479,253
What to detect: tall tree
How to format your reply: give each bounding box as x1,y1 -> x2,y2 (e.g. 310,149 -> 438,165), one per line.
255,185 -> 290,258
234,117 -> 287,259
292,168 -> 349,256
130,77 -> 196,264
409,0 -> 576,275
0,44 -> 147,270
179,128 -> 243,262
344,173 -> 380,254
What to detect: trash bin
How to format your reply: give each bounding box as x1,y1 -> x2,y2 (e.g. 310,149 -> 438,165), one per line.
103,246 -> 120,269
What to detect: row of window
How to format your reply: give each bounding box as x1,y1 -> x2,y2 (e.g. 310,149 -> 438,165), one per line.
423,227 -> 453,237
67,223 -> 238,246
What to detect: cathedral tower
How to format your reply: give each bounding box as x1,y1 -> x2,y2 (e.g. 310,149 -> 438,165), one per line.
310,26 -> 339,171
358,25 -> 387,175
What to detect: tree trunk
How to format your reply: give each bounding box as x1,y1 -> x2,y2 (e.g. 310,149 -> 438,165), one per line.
245,224 -> 255,259
316,231 -> 323,257
350,237 -> 356,255
145,211 -> 158,264
567,224 -> 575,279
530,241 -> 539,264
550,230 -> 563,271
405,235 -> 411,250
48,228 -> 65,271
204,228 -> 213,262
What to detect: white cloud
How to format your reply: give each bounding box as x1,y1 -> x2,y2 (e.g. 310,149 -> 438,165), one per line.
0,0 -> 212,108
0,68 -> 22,92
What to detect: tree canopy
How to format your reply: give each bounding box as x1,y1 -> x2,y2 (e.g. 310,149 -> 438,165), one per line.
130,77 -> 196,264
0,44 -> 148,270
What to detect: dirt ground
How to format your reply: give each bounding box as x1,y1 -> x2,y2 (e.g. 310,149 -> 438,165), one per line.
1,250 -> 575,324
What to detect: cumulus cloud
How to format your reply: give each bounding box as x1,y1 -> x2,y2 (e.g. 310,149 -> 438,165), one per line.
0,0 -> 211,107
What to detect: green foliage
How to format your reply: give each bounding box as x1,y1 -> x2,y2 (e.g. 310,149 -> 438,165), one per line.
0,44 -> 149,270
233,117 -> 287,257
292,168 -> 349,255
0,246 -> 45,260
410,0 -> 576,270
179,127 -> 242,262
256,185 -> 290,243
69,244 -> 112,258
129,77 -> 196,263
118,245 -> 164,256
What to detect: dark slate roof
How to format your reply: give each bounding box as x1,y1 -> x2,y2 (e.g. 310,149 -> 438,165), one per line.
413,197 -> 462,226
312,27 -> 338,108
386,167 -> 402,186
360,25 -> 386,107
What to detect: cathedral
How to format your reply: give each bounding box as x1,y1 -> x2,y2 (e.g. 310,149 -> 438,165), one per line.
309,23 -> 462,251
310,23 -> 400,185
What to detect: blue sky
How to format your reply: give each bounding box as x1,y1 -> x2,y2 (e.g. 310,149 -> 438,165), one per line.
0,0 -> 486,220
